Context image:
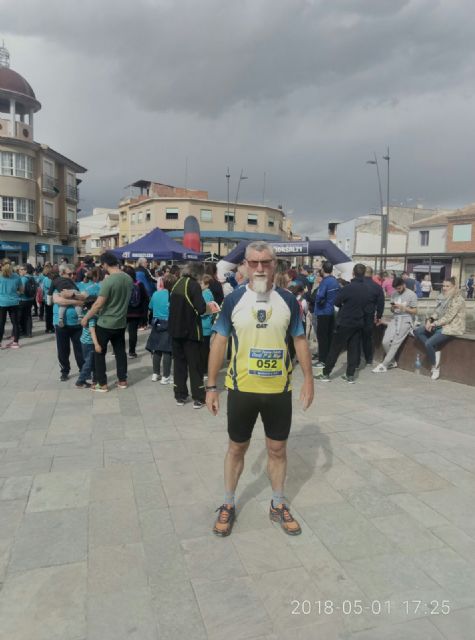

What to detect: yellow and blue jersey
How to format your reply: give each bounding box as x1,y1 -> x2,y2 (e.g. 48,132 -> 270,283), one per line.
213,286 -> 304,393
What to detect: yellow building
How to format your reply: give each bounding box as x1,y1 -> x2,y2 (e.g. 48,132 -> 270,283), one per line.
118,180 -> 290,256
0,45 -> 86,265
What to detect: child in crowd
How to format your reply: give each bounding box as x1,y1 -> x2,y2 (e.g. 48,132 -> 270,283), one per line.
48,271 -> 84,327
75,296 -> 100,389
146,274 -> 176,384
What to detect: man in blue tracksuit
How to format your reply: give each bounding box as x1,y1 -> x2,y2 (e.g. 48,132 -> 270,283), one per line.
314,261 -> 340,365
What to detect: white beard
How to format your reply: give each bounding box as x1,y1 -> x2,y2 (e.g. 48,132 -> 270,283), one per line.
251,277 -> 269,295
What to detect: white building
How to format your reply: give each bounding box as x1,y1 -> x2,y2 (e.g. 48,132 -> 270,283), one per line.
78,208 -> 119,257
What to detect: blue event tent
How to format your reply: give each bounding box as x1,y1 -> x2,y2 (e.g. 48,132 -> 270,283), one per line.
113,227 -> 203,261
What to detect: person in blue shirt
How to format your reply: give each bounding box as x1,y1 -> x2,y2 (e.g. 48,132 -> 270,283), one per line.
145,274 -> 175,383
200,275 -> 216,376
75,297 -> 100,388
18,264 -> 36,338
41,264 -> 55,333
314,261 -> 340,366
52,263 -> 87,382
0,261 -> 23,349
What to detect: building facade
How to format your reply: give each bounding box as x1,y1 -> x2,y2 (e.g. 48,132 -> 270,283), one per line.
118,180 -> 289,256
0,45 -> 86,265
78,208 -> 119,257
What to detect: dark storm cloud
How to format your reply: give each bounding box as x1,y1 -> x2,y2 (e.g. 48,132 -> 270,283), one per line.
2,0 -> 475,230
3,0 -> 475,115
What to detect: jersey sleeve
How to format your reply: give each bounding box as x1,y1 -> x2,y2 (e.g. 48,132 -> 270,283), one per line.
212,293 -> 234,337
98,278 -> 111,299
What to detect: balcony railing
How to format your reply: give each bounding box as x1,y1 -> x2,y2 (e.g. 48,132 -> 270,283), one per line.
66,185 -> 79,202
42,174 -> 59,196
44,216 -> 60,233
68,222 -> 79,236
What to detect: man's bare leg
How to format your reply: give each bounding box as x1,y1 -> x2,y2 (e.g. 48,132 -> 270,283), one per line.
266,437 -> 301,534
214,439 -> 249,535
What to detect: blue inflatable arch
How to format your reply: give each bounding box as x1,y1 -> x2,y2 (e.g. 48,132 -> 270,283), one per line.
217,240 -> 353,281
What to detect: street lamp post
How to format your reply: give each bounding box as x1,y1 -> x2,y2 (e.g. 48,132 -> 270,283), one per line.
233,168 -> 248,229
226,167 -> 231,233
366,153 -> 384,272
382,147 -> 390,270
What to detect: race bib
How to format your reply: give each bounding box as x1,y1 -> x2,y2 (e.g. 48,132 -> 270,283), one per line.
248,348 -> 284,377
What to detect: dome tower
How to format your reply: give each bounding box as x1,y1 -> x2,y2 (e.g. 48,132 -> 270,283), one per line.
0,42 -> 41,142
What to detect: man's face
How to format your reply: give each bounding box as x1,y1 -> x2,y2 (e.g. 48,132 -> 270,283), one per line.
245,250 -> 275,294
395,284 -> 405,295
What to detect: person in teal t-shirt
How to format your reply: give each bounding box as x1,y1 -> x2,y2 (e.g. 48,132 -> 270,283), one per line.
0,261 -> 22,348
200,275 -> 216,376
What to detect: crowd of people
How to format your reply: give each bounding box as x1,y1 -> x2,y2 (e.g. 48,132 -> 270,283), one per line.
0,252 -> 469,389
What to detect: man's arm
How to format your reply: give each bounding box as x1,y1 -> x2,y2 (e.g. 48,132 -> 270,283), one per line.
53,292 -> 87,305
293,335 -> 314,411
89,326 -> 102,353
205,333 -> 228,416
81,296 -> 106,326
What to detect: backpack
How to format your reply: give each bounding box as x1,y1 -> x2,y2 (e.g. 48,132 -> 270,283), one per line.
24,276 -> 37,299
128,282 -> 142,309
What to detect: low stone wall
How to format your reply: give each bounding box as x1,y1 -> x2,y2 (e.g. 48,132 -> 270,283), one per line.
373,324 -> 475,387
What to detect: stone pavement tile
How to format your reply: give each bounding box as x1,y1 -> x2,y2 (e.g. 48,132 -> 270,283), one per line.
145,424 -> 182,441
0,500 -> 26,539
0,475 -> 32,501
90,465 -> 134,502
416,488 -> 475,534
139,507 -> 175,540
273,619 -> 346,640
295,536 -> 364,602
341,486 -> 403,518
157,457 -> 211,506
347,617 -> 446,640
169,500 -> 221,540
89,498 -> 141,548
431,524 -> 475,565
430,606 -> 475,640
346,441 -> 406,461
133,478 -> 168,512
232,529 -> 301,575
87,588 -> 159,640
2,444 -> 56,461
290,476 -> 344,508
51,450 -> 104,471
104,438 -> 154,465
91,396 -> 121,414
92,422 -> 126,441
232,498 -> 274,533
9,507 -> 87,572
88,543 -> 148,594
143,531 -> 188,586
372,458 -> 451,493
130,461 -> 160,484
357,467 -> 406,495
370,513 -> 445,553
26,470 -> 90,512
0,421 -> 29,441
388,494 -> 450,528
150,579 -> 207,640
312,462 -> 367,491
411,547 -> 475,603
183,434 -> 228,456
252,567 -> 332,631
192,575 -> 272,639
341,552 -> 440,601
19,429 -> 47,447
299,503 -> 394,562
181,534 -> 247,581
0,562 -> 86,640
150,439 -> 188,461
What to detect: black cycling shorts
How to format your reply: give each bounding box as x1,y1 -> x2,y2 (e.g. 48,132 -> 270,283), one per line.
226,389 -> 292,443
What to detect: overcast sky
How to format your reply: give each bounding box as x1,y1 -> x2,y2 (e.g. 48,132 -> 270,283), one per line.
2,0 -> 475,237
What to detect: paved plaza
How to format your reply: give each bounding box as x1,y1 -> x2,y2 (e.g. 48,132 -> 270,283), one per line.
0,322 -> 474,640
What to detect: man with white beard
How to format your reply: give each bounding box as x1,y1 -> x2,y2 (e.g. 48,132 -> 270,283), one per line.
206,241 -> 314,537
